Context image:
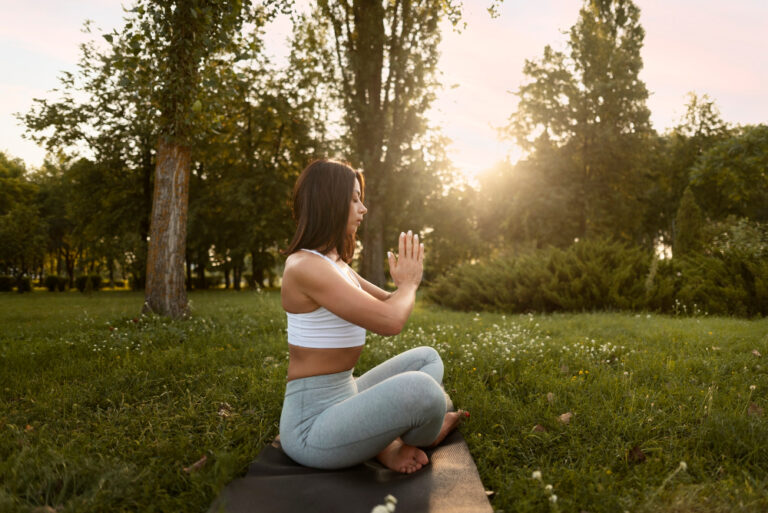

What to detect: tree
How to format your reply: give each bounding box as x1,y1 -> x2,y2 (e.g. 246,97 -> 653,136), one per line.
690,124 -> 768,223
506,0 -> 652,244
21,19 -> 161,290
641,93 -> 730,246
674,186 -> 704,256
103,0 -> 273,317
315,0 -> 458,285
0,153 -> 47,288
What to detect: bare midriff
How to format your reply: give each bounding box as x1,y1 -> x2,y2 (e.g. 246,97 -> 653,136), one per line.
286,344 -> 364,381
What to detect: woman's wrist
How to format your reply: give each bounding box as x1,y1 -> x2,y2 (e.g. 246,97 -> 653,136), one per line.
395,282 -> 419,294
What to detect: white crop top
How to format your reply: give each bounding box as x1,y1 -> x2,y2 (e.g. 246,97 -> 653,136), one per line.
285,249 -> 366,349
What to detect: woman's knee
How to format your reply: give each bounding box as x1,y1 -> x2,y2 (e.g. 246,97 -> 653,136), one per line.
401,371 -> 445,414
414,345 -> 441,363
413,345 -> 443,382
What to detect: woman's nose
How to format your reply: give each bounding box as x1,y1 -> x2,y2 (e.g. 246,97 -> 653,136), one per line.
360,203 -> 367,213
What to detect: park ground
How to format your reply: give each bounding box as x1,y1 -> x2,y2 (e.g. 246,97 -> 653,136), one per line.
1,290 -> 767,512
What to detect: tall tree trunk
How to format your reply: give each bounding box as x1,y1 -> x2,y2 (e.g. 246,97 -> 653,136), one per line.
142,140 -> 191,318
185,254 -> 193,291
361,207 -> 385,286
197,251 -> 206,289
233,261 -> 241,291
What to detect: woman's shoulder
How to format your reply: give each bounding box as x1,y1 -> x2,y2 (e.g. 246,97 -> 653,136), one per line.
284,250 -> 329,278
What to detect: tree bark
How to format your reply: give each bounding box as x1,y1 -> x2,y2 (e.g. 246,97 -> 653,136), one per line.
142,140 -> 191,318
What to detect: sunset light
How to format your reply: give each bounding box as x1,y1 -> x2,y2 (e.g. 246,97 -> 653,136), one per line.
2,2 -> 768,512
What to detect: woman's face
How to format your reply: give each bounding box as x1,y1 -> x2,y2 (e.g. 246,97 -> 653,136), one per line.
347,178 -> 367,235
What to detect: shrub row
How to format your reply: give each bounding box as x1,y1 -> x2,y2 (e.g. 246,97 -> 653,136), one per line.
426,239 -> 768,317
75,275 -> 102,292
44,275 -> 68,291
0,276 -> 31,292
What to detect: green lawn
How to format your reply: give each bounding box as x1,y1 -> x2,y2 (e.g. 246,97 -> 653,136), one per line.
1,291 -> 767,512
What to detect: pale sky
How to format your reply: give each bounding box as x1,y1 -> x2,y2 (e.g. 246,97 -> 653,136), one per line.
2,0 -> 767,181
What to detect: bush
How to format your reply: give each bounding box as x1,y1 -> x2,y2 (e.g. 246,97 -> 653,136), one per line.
427,239 -> 651,313
428,239 -> 768,317
16,276 -> 32,293
0,276 -> 13,291
647,251 -> 768,317
75,275 -> 102,292
103,280 -> 125,288
44,275 -> 67,292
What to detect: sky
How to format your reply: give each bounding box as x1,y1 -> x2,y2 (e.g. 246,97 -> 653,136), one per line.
1,0 -> 767,181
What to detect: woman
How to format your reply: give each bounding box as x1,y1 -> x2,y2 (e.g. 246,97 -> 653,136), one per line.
279,159 -> 465,474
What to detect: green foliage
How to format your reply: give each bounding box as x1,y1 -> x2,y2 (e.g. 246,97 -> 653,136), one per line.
641,93 -> 730,246
690,124 -> 768,223
44,275 -> 67,292
506,0 -> 652,242
75,275 -> 102,293
430,239 -> 768,317
0,276 -> 13,292
421,184 -> 483,281
674,186 -> 704,256
708,217 -> 768,259
0,203 -> 48,279
427,239 -> 651,312
476,146 -> 582,249
315,0 -> 451,284
15,276 -> 32,293
646,251 -> 768,317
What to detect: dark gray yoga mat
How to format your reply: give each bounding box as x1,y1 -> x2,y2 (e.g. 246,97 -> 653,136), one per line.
209,430 -> 493,513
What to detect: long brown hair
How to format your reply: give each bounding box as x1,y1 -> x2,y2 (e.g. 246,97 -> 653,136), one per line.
283,159 -> 364,263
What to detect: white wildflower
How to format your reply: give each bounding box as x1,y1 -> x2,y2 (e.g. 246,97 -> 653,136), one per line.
549,494 -> 558,503
532,470 -> 542,480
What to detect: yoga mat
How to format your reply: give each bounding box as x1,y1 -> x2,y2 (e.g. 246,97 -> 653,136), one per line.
209,430 -> 493,513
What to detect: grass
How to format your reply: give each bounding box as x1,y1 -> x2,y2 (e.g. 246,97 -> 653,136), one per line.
1,290 -> 767,512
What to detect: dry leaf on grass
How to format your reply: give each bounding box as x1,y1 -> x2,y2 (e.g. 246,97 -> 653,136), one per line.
628,445 -> 646,463
752,349 -> 762,357
748,403 -> 763,417
218,402 -> 232,418
546,392 -> 555,403
557,412 -> 573,424
183,454 -> 208,473
532,424 -> 547,432
31,507 -> 57,513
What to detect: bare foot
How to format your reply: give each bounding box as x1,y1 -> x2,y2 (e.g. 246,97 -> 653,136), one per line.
428,410 -> 469,448
376,438 -> 429,474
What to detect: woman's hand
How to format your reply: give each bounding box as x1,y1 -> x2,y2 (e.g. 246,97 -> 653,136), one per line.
388,231 -> 424,289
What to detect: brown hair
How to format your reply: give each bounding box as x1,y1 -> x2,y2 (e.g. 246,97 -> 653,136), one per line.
284,159 -> 365,263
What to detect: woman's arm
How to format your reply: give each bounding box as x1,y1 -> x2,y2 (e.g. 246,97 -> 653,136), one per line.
352,271 -> 392,301
286,232 -> 423,336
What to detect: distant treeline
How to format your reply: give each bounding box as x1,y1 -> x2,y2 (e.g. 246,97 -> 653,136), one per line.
1,0 -> 766,316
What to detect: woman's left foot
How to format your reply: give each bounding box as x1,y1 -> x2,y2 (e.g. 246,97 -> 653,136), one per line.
428,410 -> 469,448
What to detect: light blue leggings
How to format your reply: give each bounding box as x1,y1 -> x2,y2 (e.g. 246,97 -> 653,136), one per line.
279,346 -> 448,469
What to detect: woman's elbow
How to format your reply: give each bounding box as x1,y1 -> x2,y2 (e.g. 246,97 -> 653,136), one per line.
374,316 -> 406,336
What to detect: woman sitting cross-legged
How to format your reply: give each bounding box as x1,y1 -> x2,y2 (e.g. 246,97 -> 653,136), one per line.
279,159 -> 467,474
